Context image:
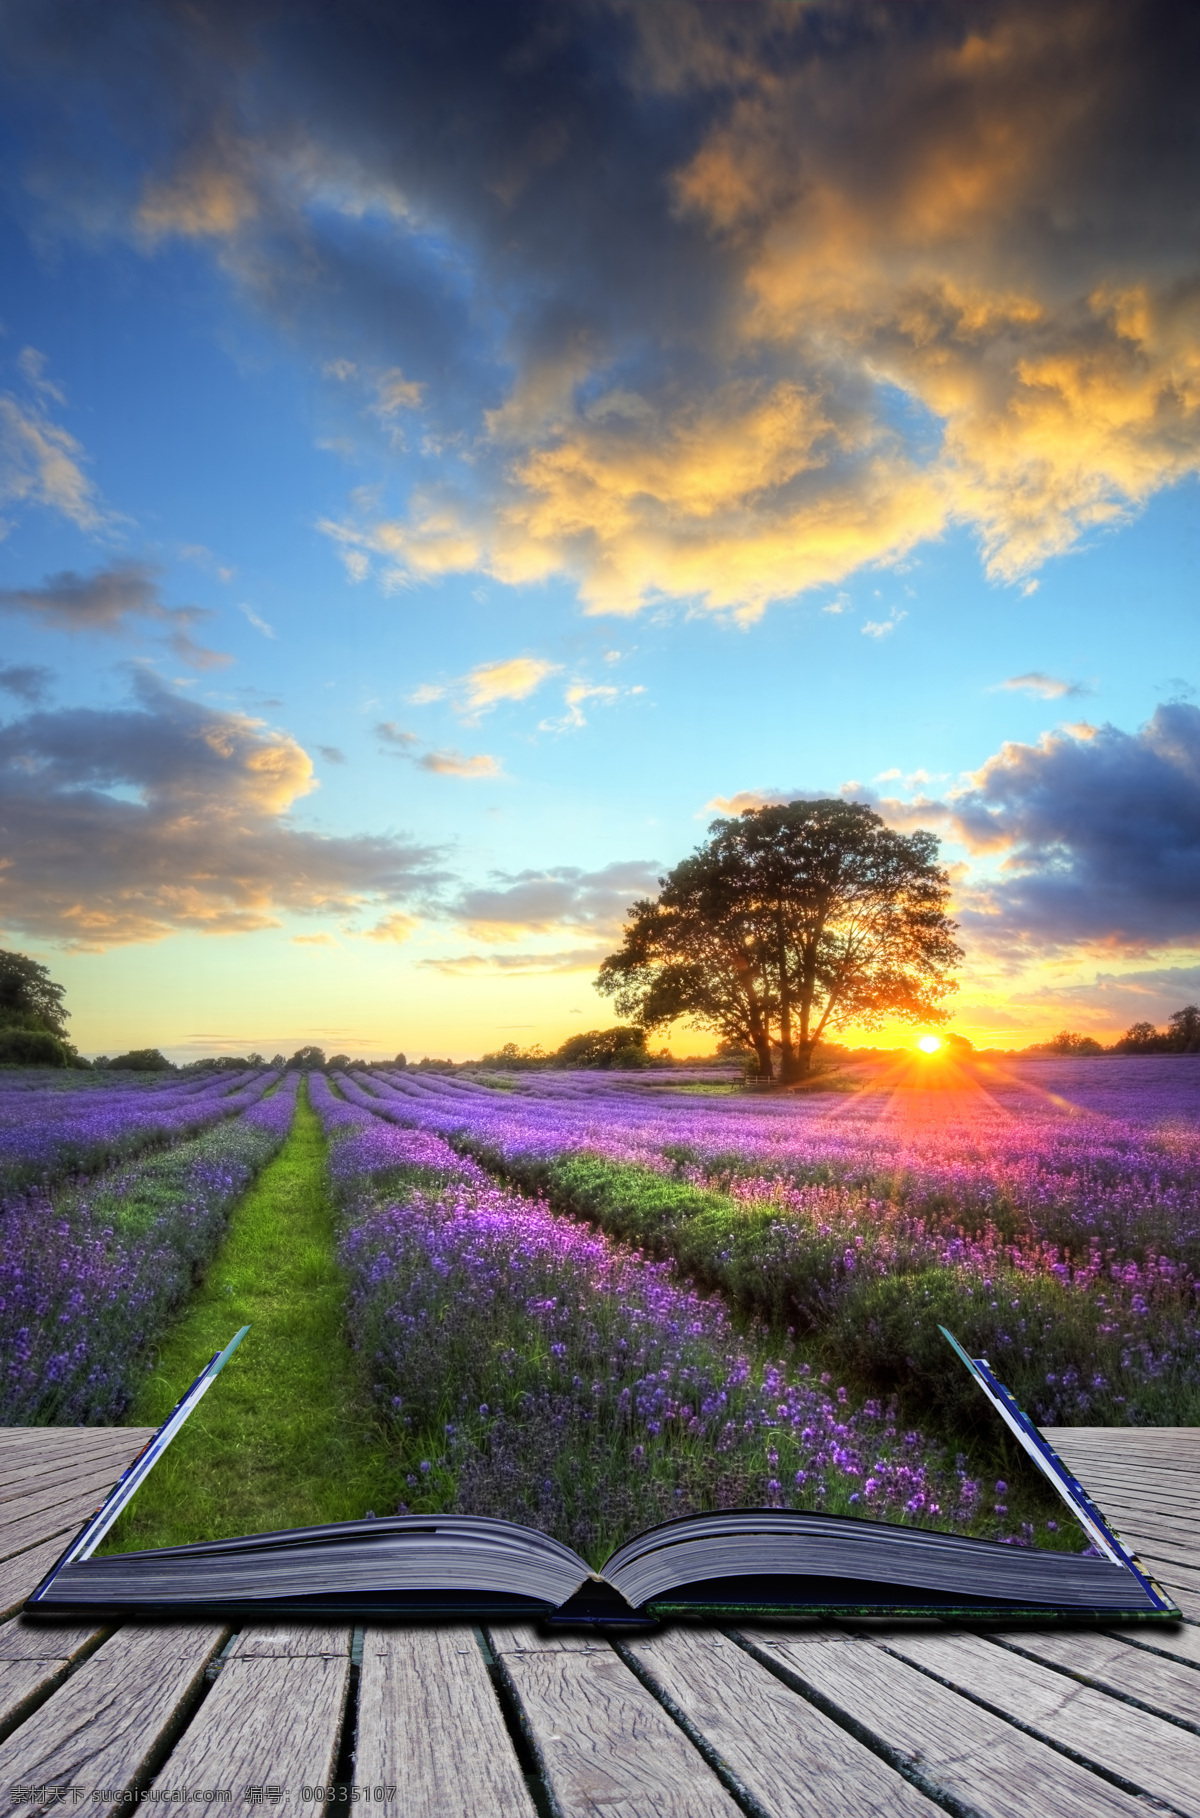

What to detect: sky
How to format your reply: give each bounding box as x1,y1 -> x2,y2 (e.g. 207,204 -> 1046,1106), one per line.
0,0 -> 1198,1061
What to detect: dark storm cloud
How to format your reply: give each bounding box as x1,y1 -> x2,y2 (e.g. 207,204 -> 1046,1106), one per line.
0,673 -> 447,945
0,662 -> 52,704
710,706 -> 1200,962
0,561 -> 229,668
5,1 -> 1199,616
950,705 -> 1200,955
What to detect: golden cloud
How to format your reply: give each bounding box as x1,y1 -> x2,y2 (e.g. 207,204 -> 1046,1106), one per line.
418,748 -> 503,778
319,6 -> 1200,616
23,0 -> 1195,624
363,911 -> 419,942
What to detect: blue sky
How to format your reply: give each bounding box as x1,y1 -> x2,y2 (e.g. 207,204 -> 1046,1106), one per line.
1,0 -> 1198,1059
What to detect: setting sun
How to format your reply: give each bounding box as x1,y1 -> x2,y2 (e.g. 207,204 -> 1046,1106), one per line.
917,1035 -> 942,1054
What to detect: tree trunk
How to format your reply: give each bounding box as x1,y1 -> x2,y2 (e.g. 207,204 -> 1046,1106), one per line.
793,1040 -> 817,1080
777,916 -> 796,1083
752,1034 -> 774,1082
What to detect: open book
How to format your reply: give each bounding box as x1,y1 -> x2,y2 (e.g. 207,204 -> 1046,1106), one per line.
27,1328 -> 1178,1625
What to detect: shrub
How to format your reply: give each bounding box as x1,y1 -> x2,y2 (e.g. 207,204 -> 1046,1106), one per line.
108,1048 -> 174,1072
553,1025 -> 650,1069
0,1028 -> 70,1067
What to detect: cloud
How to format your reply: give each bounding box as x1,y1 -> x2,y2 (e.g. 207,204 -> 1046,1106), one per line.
417,748 -> 502,778
703,784 -> 878,817
947,704 -> 1200,955
708,712 -> 1200,969
0,663 -> 52,705
376,718 -> 502,779
420,944 -> 612,976
376,721 -> 420,752
0,673 -> 445,946
17,346 -> 65,404
460,656 -> 559,713
538,679 -> 641,733
409,655 -> 561,718
0,561 -> 230,668
362,910 -> 417,943
0,391 -> 108,533
448,859 -> 661,943
137,136 -> 259,240
238,602 -> 276,639
996,672 -> 1087,700
317,744 -> 346,764
376,368 -> 424,415
861,610 -> 907,639
8,2 -> 1200,620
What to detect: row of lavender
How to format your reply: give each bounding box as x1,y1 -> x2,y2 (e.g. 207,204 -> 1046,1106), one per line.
339,1064 -> 1200,1426
0,1065 -> 279,1198
0,1072 -> 300,1424
309,1072 -> 1043,1562
369,1059 -> 1200,1267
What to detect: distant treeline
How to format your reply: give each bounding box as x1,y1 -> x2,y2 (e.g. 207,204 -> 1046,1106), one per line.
1022,1006 -> 1200,1057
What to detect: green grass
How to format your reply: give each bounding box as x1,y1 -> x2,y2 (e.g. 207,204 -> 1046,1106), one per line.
101,1079 -> 404,1552
670,1083 -> 740,1096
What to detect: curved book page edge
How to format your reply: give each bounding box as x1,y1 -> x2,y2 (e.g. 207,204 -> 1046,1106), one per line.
23,1324 -> 1181,1625
26,1327 -> 250,1605
937,1324 -> 1176,1615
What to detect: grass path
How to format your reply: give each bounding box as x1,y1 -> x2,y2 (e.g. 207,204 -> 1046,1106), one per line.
103,1079 -> 404,1552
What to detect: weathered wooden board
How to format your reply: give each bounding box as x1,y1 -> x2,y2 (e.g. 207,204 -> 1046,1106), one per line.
0,1425 -> 1197,1818
0,1430 -> 154,1621
1143,1576 -> 1200,1620
0,1485 -> 139,1566
0,1536 -> 82,1624
1109,1619 -> 1200,1668
355,1626 -> 536,1818
991,1627 -> 1200,1727
0,1431 -> 152,1472
0,1617 -> 109,1745
0,1622 -> 228,1816
622,1626 -> 936,1816
879,1627 -> 1200,1813
735,1626 -> 1157,1818
1095,1502 -> 1200,1540
489,1625 -> 743,1818
149,1626 -> 352,1801
0,1444 -> 148,1502
1062,1477 -> 1200,1521
1123,1551 -> 1200,1596
0,1456 -> 134,1511
1046,1426 -> 1200,1449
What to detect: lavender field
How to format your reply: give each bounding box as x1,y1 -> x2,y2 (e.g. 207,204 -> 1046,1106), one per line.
0,1067 -> 295,1423
5,1053 -> 1198,1558
308,1071 -> 996,1563
339,1055 -> 1200,1433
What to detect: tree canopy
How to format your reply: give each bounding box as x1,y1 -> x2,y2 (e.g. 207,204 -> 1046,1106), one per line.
596,799 -> 961,1082
0,950 -> 70,1037
1114,1006 -> 1200,1054
106,1048 -> 173,1072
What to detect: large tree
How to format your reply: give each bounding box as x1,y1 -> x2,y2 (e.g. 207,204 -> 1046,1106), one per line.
0,950 -> 70,1038
596,800 -> 962,1082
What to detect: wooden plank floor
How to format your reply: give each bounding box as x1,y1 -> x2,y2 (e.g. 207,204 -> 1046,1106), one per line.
0,1428 -> 1198,1817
